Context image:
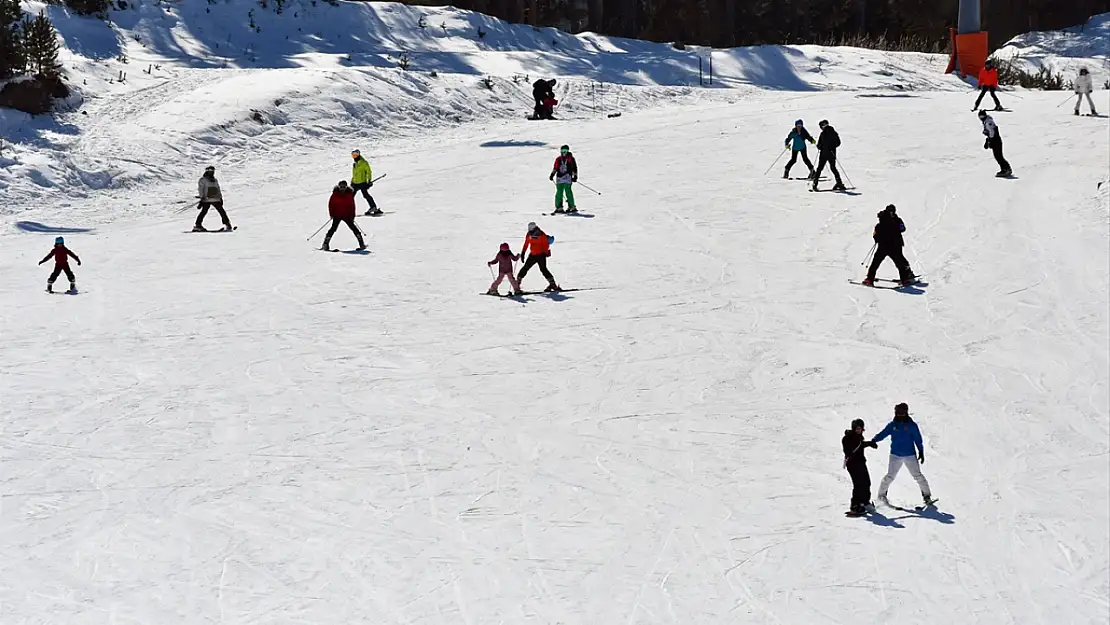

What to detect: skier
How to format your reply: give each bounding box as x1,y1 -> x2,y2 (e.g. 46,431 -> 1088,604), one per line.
978,110 -> 1012,177
862,204 -> 916,287
194,166 -> 234,232
531,78 -> 557,119
38,236 -> 81,294
350,149 -> 381,216
1073,67 -> 1097,116
811,120 -> 846,192
549,144 -> 578,214
783,119 -> 816,180
321,180 -> 366,252
517,222 -> 561,292
487,242 -> 522,296
972,58 -> 1003,111
871,402 -> 935,508
843,418 -> 878,516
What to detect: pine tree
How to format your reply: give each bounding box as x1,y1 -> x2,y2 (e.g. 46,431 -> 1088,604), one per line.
64,0 -> 110,17
0,0 -> 24,79
23,11 -> 61,78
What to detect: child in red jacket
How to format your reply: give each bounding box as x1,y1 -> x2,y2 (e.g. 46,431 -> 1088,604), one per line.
322,180 -> 366,251
487,242 -> 522,296
38,236 -> 81,294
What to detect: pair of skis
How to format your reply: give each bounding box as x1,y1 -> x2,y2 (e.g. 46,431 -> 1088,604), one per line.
846,498 -> 939,517
849,275 -> 926,289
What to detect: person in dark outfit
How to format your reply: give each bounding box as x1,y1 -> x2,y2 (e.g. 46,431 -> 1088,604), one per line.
783,119 -> 816,179
978,110 -> 1012,177
321,181 -> 366,252
532,78 -> 557,119
38,236 -> 81,294
863,204 -> 916,286
843,418 -> 878,516
812,120 -> 846,191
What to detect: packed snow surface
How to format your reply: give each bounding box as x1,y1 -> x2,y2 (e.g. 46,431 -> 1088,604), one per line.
1,2 -> 1109,624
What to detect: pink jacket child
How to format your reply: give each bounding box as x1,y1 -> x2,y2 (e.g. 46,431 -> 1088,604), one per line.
487,243 -> 522,295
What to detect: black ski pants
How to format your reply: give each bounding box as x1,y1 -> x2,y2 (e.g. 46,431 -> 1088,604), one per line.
517,253 -> 555,284
867,245 -> 913,281
784,148 -> 814,176
48,265 -> 75,284
324,217 -> 364,246
197,201 -> 231,228
974,86 -> 1001,110
988,136 -> 1011,172
351,182 -> 377,210
814,150 -> 843,185
847,461 -> 871,509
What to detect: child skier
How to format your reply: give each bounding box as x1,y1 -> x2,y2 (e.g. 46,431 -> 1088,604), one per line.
38,236 -> 81,294
194,165 -> 234,232
973,58 -> 1003,111
1073,67 -> 1097,116
351,149 -> 381,216
871,402 -> 936,508
487,242 -> 522,296
549,145 -> 578,214
517,222 -> 561,292
862,204 -> 916,287
978,110 -> 1012,177
843,418 -> 878,516
783,119 -> 816,179
322,180 -> 366,252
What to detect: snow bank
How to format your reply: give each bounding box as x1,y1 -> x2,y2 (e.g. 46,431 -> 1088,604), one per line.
996,12 -> 1110,86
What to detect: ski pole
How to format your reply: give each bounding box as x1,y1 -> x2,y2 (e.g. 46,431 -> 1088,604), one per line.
306,218 -> 331,241
861,242 -> 877,266
488,264 -> 496,279
576,181 -> 602,195
176,200 -> 200,214
1057,93 -> 1076,108
370,173 -> 387,184
763,147 -> 788,176
838,160 -> 856,188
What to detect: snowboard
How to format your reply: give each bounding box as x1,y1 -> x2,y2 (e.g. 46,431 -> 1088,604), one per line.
186,226 -> 237,233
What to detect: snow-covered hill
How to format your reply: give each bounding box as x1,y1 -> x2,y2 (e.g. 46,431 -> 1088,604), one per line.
996,12 -> 1110,86
1,4 -> 1108,625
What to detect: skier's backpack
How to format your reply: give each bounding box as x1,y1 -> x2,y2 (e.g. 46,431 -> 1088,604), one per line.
828,129 -> 841,149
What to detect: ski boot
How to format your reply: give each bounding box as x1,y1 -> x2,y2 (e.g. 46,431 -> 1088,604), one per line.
222,223 -> 234,232
552,207 -> 565,214
994,105 -> 1004,111
922,494 -> 938,507
486,288 -> 499,296
192,224 -> 207,232
46,282 -> 53,294
807,169 -> 816,180
1075,109 -> 1081,116
320,239 -> 332,252
566,207 -> 578,214
810,180 -> 819,192
877,493 -> 890,506
861,277 -> 875,287
782,169 -> 790,180
544,283 -> 561,292
513,289 -> 524,296
833,182 -> 847,191
66,282 -> 77,295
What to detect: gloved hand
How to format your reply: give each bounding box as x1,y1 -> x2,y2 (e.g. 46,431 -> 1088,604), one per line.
918,451 -> 925,464
368,180 -> 373,187
549,174 -> 555,181
983,139 -> 990,150
77,260 -> 82,266
867,441 -> 878,448
571,175 -> 578,183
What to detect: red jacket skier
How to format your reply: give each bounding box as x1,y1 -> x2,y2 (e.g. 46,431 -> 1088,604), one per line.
321,181 -> 366,252
38,236 -> 81,293
516,222 -> 560,291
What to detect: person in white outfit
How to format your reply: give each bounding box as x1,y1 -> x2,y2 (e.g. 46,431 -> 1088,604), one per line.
194,166 -> 234,232
870,402 -> 935,506
1074,67 -> 1097,116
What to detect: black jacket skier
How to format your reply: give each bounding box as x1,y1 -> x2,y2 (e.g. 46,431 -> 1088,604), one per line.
812,120 -> 845,190
532,78 -> 557,119
863,204 -> 915,286
843,419 -> 877,514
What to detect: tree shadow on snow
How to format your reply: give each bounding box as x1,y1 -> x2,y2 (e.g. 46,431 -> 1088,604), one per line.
480,139 -> 548,148
45,5 -> 123,60
15,221 -> 95,234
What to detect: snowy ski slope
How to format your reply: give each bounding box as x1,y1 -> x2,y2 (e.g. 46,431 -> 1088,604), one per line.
2,3 -> 1109,624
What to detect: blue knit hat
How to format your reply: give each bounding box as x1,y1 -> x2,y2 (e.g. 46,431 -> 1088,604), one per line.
55,236 -> 64,245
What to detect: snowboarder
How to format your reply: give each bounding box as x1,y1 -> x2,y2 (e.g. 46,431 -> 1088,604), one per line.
843,418 -> 878,516
973,58 -> 1003,111
321,181 -> 366,252
978,110 -> 1012,177
549,145 -> 578,214
783,119 -> 816,180
487,242 -> 522,296
532,78 -> 557,120
517,222 -> 560,292
1073,67 -> 1097,116
871,403 -> 935,508
350,149 -> 381,216
862,204 -> 916,287
811,120 -> 846,191
194,166 -> 234,232
38,236 -> 81,294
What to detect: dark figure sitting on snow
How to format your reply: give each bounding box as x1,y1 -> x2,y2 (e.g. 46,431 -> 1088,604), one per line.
532,78 -> 557,119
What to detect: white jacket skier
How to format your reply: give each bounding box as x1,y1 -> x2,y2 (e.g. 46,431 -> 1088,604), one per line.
198,173 -> 223,202
1074,68 -> 1097,115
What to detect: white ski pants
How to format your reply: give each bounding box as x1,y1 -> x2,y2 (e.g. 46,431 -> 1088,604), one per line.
877,454 -> 931,498
1075,93 -> 1096,113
